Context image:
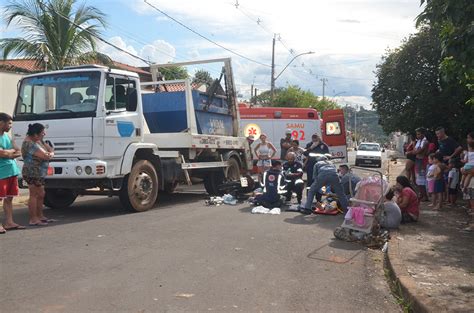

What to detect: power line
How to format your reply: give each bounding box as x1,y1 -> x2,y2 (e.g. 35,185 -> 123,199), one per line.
144,0 -> 271,68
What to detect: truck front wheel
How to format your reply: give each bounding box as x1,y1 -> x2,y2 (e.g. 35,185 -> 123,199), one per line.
120,160 -> 159,212
44,189 -> 78,209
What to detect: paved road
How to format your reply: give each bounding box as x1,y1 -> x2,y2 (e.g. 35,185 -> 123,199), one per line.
1,189 -> 399,313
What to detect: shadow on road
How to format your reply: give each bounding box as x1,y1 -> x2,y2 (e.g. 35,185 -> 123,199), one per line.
307,239 -> 366,264
8,191 -> 208,228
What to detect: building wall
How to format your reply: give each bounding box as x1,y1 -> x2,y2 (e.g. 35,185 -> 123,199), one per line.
0,71 -> 23,115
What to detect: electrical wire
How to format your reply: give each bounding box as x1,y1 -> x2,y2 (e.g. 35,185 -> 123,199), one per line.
144,0 -> 271,68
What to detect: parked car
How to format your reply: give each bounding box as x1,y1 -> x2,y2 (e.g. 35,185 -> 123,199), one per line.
355,142 -> 382,168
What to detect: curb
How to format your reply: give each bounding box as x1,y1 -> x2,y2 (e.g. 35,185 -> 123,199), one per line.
385,231 -> 449,313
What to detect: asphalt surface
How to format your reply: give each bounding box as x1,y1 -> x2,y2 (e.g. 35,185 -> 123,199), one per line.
0,151 -> 399,312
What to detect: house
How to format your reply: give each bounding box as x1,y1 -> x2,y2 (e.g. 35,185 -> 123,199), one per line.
0,59 -> 153,115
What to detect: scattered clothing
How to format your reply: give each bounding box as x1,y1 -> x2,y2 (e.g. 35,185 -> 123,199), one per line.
251,206 -> 281,215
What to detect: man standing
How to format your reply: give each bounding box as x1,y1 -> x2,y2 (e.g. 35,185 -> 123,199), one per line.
0,113 -> 24,233
435,127 -> 462,162
280,129 -> 292,160
304,134 -> 330,186
338,164 -> 361,197
299,155 -> 348,215
282,152 -> 304,204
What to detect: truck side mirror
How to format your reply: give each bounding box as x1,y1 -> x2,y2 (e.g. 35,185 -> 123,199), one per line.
126,88 -> 138,111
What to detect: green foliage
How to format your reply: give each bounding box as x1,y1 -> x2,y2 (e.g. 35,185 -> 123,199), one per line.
0,0 -> 109,70
251,85 -> 340,112
160,66 -> 188,80
343,106 -> 388,144
372,27 -> 473,140
416,0 -> 474,104
192,69 -> 213,86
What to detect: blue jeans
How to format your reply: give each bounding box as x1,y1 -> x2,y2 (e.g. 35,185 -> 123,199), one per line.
304,173 -> 348,211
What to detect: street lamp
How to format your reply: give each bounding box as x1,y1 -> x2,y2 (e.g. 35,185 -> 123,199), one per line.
271,51 -> 314,98
333,91 -> 346,97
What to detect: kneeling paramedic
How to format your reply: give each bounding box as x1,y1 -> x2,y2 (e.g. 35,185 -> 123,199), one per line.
282,152 -> 304,204
300,154 -> 348,214
254,160 -> 286,208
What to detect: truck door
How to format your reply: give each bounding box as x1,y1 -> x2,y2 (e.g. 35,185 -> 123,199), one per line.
322,109 -> 348,163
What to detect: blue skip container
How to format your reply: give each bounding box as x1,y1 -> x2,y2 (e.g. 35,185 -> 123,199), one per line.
142,90 -> 234,136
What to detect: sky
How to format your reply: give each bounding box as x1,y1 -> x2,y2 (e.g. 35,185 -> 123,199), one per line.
0,0 -> 425,108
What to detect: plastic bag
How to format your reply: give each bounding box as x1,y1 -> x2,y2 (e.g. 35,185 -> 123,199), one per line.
222,194 -> 237,205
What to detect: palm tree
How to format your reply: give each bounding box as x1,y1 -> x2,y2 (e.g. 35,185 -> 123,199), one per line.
0,0 -> 111,70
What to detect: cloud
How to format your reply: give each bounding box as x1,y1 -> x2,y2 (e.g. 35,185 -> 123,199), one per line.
98,37 -> 176,66
338,19 -> 361,24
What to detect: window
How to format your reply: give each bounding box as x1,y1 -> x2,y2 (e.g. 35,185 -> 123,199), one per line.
325,121 -> 341,135
105,76 -> 137,111
358,144 -> 380,151
14,71 -> 100,121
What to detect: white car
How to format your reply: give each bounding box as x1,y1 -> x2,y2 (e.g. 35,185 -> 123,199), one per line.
355,142 -> 383,168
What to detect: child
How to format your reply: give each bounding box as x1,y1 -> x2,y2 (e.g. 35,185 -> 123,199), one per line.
447,159 -> 460,205
429,152 -> 446,210
380,188 -> 402,229
461,140 -> 474,193
426,155 -> 436,206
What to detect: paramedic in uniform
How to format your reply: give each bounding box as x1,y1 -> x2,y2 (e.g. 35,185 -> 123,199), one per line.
253,160 -> 286,208
299,154 -> 348,215
304,134 -> 330,186
282,152 -> 304,204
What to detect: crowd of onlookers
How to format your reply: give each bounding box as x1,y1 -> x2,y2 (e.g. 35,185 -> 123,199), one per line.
403,127 -> 474,230
1,113 -> 55,234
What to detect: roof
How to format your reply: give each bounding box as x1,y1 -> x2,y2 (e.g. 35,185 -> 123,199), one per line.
156,82 -> 204,92
0,59 -> 152,77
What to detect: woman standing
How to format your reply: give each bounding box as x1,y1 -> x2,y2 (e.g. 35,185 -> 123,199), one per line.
413,128 -> 429,201
405,134 -> 417,183
395,176 -> 420,223
21,123 -> 54,226
253,133 -> 276,183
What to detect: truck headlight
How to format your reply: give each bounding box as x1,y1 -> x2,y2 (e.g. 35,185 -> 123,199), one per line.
85,166 -> 92,175
75,166 -> 83,175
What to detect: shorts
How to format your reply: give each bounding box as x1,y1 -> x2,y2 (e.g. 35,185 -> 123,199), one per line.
427,180 -> 435,193
23,176 -> 45,187
464,188 -> 474,200
464,164 -> 473,171
448,188 -> 458,195
0,176 -> 19,199
257,159 -> 272,168
433,179 -> 445,193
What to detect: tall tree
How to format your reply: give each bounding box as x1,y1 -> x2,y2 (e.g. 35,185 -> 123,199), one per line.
0,0 -> 110,70
160,66 -> 188,80
372,27 -> 473,140
416,0 -> 474,104
252,85 -> 340,112
192,69 -> 213,86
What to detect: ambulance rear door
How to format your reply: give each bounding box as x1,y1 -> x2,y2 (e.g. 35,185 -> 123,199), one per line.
322,109 -> 348,163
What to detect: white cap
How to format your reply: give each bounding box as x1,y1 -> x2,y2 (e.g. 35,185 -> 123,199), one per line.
285,129 -> 292,134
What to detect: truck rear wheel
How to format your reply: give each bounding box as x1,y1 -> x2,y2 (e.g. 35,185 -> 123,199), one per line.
44,189 -> 77,209
119,160 -> 159,212
203,157 -> 240,195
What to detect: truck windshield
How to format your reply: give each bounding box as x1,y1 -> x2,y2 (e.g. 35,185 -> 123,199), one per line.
14,71 -> 101,121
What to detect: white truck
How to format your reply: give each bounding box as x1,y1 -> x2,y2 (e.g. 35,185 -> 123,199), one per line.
12,58 -> 253,212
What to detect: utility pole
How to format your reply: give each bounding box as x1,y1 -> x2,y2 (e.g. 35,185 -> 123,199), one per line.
320,78 -> 328,99
270,33 -> 276,100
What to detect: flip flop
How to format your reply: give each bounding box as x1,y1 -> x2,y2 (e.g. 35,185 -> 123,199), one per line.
4,225 -> 27,230
0,228 -> 6,234
41,218 -> 58,223
29,222 -> 48,226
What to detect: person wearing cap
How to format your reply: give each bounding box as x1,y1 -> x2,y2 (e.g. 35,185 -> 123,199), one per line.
303,134 -> 330,186
280,129 -> 293,160
299,154 -> 348,215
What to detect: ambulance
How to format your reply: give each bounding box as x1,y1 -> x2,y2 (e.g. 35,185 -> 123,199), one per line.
239,104 -> 348,163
